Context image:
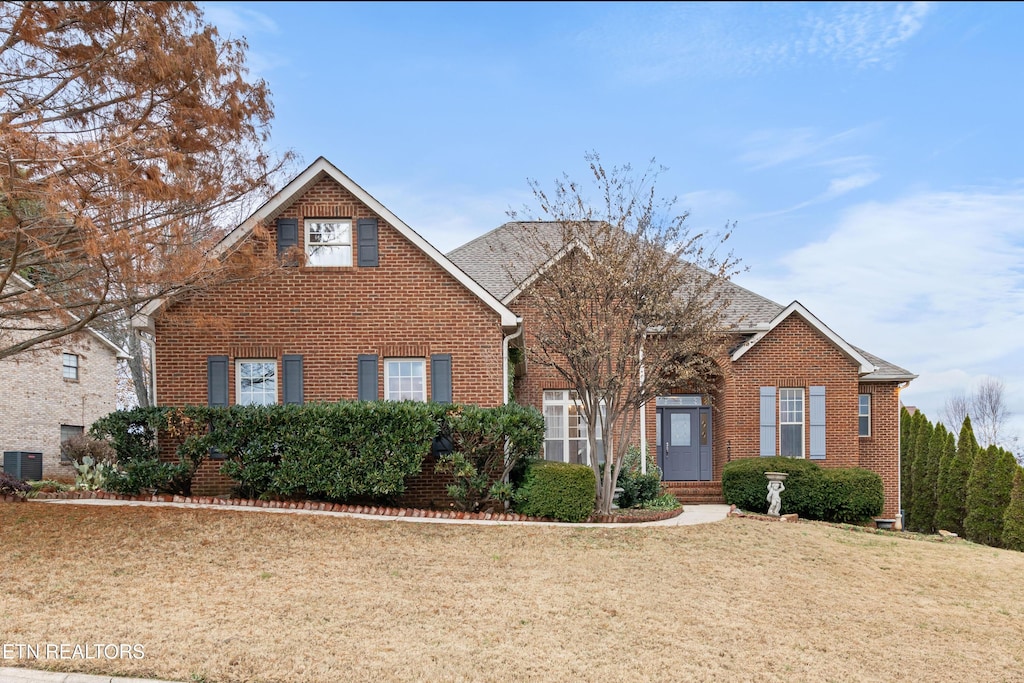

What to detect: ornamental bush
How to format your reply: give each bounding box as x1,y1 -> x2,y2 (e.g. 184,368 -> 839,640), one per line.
514,461 -> 596,522
0,471 -> 31,497
435,402 -> 545,512
615,445 -> 662,509
90,407 -> 199,495
722,458 -> 883,523
819,468 -> 884,523
721,457 -> 824,517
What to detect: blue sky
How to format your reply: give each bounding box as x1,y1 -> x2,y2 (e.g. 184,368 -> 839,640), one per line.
203,1 -> 1024,448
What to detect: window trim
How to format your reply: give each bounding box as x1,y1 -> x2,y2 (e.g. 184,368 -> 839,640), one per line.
542,389 -> 605,465
235,358 -> 278,406
59,424 -> 84,463
62,352 -> 79,380
384,358 -> 427,402
779,387 -> 805,458
304,218 -> 353,267
858,393 -> 871,438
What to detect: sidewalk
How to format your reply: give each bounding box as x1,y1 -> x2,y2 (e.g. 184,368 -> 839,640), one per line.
32,497 -> 731,527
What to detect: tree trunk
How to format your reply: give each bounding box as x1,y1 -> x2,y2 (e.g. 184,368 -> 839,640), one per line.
127,331 -> 151,408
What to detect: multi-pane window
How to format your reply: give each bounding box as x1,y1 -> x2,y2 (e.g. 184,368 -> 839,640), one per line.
236,360 -> 277,405
542,390 -> 605,465
59,424 -> 84,462
305,219 -> 352,266
385,359 -> 426,402
779,388 -> 804,457
62,353 -> 79,380
858,394 -> 871,437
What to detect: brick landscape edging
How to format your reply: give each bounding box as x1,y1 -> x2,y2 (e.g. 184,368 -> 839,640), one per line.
10,490 -> 685,524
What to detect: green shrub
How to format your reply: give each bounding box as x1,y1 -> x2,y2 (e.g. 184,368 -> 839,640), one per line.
514,461 -> 596,522
722,457 -> 824,517
820,468 -> 884,523
435,402 -> 544,512
1002,467 -> 1024,552
641,493 -> 681,511
965,445 -> 1017,547
615,445 -> 662,509
211,401 -> 439,502
722,458 -> 883,523
91,407 -> 204,495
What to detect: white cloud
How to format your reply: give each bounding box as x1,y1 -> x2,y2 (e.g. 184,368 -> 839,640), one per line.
580,2 -> 933,84
202,4 -> 279,38
738,125 -> 874,171
739,187 -> 1024,445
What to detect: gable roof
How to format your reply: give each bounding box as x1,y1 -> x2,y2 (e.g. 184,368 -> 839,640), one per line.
4,273 -> 129,359
448,222 -> 916,382
137,157 -> 519,328
446,221 -> 785,329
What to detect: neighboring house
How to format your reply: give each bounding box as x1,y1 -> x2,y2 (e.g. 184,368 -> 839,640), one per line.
133,157 -> 519,502
447,222 -> 916,520
137,159 -> 915,520
0,325 -> 125,481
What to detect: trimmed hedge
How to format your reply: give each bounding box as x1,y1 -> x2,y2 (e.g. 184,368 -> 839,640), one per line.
722,457 -> 824,517
722,457 -> 883,523
514,461 -> 596,522
90,401 -> 545,506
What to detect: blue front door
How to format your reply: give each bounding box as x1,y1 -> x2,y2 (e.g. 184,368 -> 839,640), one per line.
659,407 -> 712,481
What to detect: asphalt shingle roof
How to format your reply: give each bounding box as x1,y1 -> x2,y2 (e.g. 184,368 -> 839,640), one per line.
446,221 -> 914,381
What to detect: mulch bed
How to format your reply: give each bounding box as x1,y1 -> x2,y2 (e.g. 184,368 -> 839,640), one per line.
11,489 -> 684,524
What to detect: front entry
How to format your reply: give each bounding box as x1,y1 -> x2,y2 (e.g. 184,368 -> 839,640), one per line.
658,406 -> 712,481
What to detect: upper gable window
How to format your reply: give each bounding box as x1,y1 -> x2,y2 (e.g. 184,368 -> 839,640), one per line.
62,353 -> 79,380
305,219 -> 352,267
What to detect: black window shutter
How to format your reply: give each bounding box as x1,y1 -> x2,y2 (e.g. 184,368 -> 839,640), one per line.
357,354 -> 379,401
431,354 -> 452,404
207,356 -> 229,407
357,217 -> 379,267
282,354 -> 304,405
276,217 -> 299,265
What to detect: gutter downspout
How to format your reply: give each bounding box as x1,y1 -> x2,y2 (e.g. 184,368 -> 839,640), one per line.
502,319 -> 524,405
639,342 -> 647,474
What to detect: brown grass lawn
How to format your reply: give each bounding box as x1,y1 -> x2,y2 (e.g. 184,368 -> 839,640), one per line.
2,503 -> 1024,683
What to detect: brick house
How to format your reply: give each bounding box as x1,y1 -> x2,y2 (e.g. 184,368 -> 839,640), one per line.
138,158 -> 914,520
133,157 -> 520,501
448,222 -> 916,521
1,281 -> 126,480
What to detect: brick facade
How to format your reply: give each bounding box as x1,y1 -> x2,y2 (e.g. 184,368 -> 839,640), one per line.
0,331 -> 119,481
152,174 -> 508,501
514,308 -> 904,519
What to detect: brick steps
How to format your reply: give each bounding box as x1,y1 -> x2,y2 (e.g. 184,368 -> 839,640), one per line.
662,481 -> 725,505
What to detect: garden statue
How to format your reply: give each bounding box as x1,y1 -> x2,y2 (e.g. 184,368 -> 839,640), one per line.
766,479 -> 785,516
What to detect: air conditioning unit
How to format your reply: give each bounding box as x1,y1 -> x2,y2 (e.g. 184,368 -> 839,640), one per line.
3,451 -> 43,481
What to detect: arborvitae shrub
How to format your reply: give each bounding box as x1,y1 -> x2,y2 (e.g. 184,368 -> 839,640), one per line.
514,461 -> 596,522
907,417 -> 934,532
965,445 -> 1017,547
1002,467 -> 1024,552
935,417 -> 976,536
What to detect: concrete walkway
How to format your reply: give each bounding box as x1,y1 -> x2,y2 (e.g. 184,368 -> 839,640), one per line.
33,497 -> 731,527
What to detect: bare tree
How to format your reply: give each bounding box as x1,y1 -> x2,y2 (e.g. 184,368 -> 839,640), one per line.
973,376 -> 1009,448
941,391 -> 970,433
1,2 -> 292,367
506,153 -> 740,514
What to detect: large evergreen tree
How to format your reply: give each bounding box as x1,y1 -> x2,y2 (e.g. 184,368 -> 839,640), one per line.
937,428 -> 958,532
935,416 -> 977,536
917,422 -> 945,533
900,407 -> 915,514
1003,466 -> 1024,552
965,445 -> 1017,547
907,415 -> 935,532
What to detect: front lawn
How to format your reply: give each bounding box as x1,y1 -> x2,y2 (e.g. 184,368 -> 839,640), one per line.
2,503 -> 1023,682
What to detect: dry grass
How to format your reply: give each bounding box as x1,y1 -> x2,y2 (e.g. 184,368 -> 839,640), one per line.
2,503 -> 1024,683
